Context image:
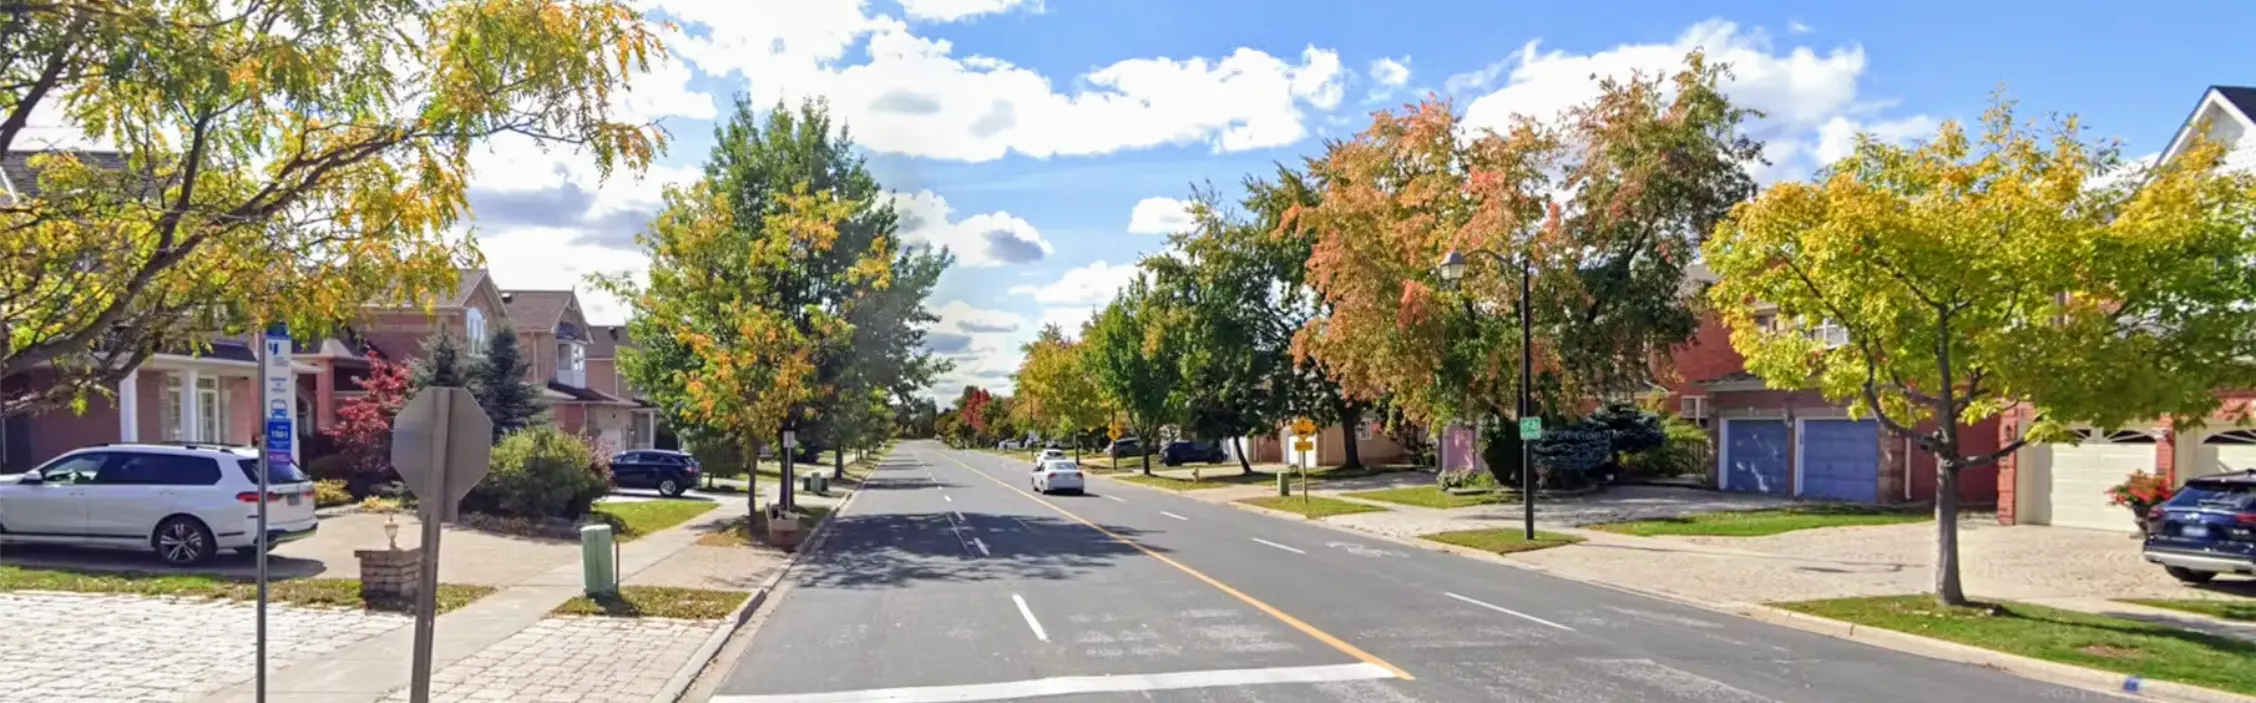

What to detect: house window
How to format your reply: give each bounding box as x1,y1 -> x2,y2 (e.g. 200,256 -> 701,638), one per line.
1807,319 -> 1849,348
465,308 -> 488,356
195,377 -> 226,443
1681,395 -> 1709,421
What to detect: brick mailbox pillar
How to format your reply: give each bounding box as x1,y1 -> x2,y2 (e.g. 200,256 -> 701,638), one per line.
356,547 -> 423,601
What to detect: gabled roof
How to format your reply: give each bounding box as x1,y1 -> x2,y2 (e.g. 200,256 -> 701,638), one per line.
2158,85 -> 2256,164
1,151 -> 131,204
546,380 -> 633,405
589,325 -> 634,359
368,268 -> 496,310
501,290 -> 576,334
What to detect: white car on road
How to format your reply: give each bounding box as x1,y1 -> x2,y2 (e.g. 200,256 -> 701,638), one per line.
0,443 -> 319,566
1031,459 -> 1085,495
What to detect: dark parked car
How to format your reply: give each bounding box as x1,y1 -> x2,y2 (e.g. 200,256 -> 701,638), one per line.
1160,440 -> 1227,466
1107,438 -> 1150,459
2142,469 -> 2256,583
610,449 -> 701,497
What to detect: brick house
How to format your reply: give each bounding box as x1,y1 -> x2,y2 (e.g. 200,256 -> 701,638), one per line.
1,151 -> 326,471
1993,85 -> 2256,531
1658,263 -> 2001,505
500,290 -> 638,451
587,325 -> 658,450
298,269 -> 513,432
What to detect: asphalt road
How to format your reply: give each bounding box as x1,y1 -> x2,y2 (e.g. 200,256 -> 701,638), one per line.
710,441 -> 2111,703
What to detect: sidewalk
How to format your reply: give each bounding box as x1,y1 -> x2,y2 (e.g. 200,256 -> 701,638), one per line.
196,483 -> 844,703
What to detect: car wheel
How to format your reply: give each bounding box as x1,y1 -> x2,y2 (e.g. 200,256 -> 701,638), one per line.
2164,566 -> 2218,584
658,478 -> 683,497
154,517 -> 216,566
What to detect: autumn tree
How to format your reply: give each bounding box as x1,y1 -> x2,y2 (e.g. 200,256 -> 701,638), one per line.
1011,325 -> 1111,460
957,386 -> 996,444
1,0 -> 664,417
1297,55 -> 1755,482
1084,279 -> 1183,475
1704,96 -> 2256,606
321,351 -> 410,493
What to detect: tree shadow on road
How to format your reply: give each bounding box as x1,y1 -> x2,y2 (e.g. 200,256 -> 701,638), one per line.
788,510 -> 1166,590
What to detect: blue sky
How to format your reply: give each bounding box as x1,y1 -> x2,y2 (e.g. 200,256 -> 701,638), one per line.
460,0 -> 2256,400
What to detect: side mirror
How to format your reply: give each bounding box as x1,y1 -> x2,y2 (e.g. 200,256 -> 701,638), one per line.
18,470 -> 43,484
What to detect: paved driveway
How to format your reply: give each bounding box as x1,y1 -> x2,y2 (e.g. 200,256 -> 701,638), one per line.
0,592 -> 405,702
1,511 -> 581,586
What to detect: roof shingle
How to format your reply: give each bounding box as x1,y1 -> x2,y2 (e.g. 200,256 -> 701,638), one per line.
501,290 -> 574,334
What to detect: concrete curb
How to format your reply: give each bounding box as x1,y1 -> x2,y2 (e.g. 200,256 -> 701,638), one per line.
648,479 -> 867,703
1203,496 -> 2251,703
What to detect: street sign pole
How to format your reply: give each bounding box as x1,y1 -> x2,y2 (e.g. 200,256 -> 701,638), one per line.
408,393 -> 452,703
391,385 -> 491,703
255,323 -> 294,702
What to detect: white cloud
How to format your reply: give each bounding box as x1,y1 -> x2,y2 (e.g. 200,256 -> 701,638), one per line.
931,300 -> 1028,334
1008,260 -> 1141,306
1125,196 -> 1194,236
1443,60 -> 1507,96
1811,114 -> 1939,165
889,190 -> 1054,266
1788,19 -> 1814,34
924,300 -> 1034,399
1369,57 -> 1412,87
896,0 -> 1043,22
475,228 -> 650,324
1460,19 -> 1926,182
615,53 -> 720,123
650,0 -> 1348,161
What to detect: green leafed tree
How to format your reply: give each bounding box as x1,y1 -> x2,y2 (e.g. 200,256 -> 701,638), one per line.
1011,324 -> 1112,461
1,0 -> 663,417
1703,95 -> 2256,606
1083,278 -> 1183,475
412,331 -> 469,389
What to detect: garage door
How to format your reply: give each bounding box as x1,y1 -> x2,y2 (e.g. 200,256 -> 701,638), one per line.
2047,429 -> 2157,532
2190,429 -> 2256,482
1722,420 -> 1790,494
1799,419 -> 1880,502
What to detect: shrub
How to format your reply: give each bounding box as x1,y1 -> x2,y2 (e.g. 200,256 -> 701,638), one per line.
357,496 -> 405,514
1532,424 -> 1614,489
1437,466 -> 1501,491
1621,415 -> 1711,478
304,454 -> 358,482
313,480 -> 354,508
463,426 -> 612,519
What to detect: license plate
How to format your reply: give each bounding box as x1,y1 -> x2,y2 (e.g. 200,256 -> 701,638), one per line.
286,494 -> 302,506
2182,524 -> 2210,539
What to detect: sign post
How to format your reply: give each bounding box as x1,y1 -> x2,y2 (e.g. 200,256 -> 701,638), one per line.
391,387 -> 494,703
1290,418 -> 1318,509
255,324 -> 295,702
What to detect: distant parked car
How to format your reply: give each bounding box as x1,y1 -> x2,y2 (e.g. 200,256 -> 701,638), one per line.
609,450 -> 701,497
1031,459 -> 1085,495
0,442 -> 318,566
1159,440 -> 1227,466
1107,438 -> 1149,458
2143,469 -> 2256,583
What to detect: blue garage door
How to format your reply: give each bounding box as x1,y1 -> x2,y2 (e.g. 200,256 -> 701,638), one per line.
1723,420 -> 1790,494
1799,420 -> 1880,502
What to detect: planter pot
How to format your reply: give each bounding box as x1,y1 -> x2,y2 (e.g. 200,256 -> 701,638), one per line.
2128,506 -> 2155,537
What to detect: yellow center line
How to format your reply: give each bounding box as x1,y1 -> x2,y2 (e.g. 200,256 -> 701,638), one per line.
942,452 -> 1414,681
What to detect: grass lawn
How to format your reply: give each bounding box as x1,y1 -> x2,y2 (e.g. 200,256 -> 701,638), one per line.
2120,599 -> 2256,623
1589,505 -> 1927,537
1238,495 -> 1387,518
553,585 -> 747,619
1108,464 -> 1418,492
1780,595 -> 2256,696
695,505 -> 834,547
593,500 -> 719,541
1421,528 -> 1583,555
0,566 -> 492,614
1345,485 -> 1513,509
1109,472 -> 1241,491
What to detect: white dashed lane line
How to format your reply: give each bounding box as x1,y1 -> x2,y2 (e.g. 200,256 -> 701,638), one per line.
1250,538 -> 1305,554
972,537 -> 992,557
1102,495 -> 1126,503
1445,592 -> 1575,631
1160,511 -> 1188,521
1012,594 -> 1050,642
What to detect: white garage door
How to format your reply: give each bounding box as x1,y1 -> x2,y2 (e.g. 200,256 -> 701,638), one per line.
2046,429 -> 2157,532
2189,429 -> 2256,482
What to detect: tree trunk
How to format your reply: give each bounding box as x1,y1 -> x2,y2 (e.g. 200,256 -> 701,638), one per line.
1933,463 -> 1968,606
1235,435 -> 1253,475
833,447 -> 845,481
1337,404 -> 1365,470
1141,437 -> 1153,476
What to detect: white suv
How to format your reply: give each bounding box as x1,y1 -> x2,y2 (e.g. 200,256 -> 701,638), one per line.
0,443 -> 319,566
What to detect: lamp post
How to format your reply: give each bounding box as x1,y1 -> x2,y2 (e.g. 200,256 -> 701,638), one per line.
1437,246 -> 1537,540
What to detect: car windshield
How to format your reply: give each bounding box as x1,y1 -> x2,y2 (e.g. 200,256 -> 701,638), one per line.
2168,480 -> 2256,511
237,458 -> 310,485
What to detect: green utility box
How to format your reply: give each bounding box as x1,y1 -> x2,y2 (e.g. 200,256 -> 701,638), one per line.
580,523 -> 616,596
1278,472 -> 1291,497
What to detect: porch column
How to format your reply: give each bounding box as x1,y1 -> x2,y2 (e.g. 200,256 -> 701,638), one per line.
117,368 -> 139,441
314,360 -> 335,429
179,368 -> 200,442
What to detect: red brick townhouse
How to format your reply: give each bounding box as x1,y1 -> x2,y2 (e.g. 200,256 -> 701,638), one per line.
1658,263 -> 2002,506
1991,85 -> 2256,532
500,290 -> 640,452
586,325 -> 659,451
296,269 -> 514,433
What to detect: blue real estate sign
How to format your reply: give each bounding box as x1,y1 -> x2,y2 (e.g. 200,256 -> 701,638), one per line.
263,324 -> 295,470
